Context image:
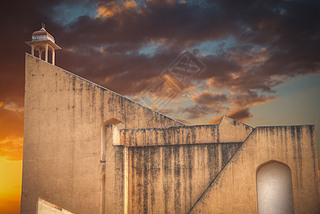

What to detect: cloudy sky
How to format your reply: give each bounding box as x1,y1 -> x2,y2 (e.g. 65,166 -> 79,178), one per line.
0,0 -> 319,213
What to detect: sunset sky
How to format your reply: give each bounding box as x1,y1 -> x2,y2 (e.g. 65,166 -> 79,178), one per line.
0,0 -> 320,213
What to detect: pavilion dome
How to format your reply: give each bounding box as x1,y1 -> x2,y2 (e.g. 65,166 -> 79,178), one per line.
31,27 -> 55,43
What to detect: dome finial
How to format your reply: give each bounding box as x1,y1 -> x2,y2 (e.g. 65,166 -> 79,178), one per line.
42,22 -> 45,29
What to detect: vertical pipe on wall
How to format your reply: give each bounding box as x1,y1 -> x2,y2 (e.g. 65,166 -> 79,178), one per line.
52,49 -> 55,65
100,124 -> 107,214
124,147 -> 129,214
31,45 -> 34,56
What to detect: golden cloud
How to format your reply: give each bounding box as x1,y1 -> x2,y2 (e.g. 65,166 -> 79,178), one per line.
96,3 -> 122,18
96,1 -> 138,19
0,137 -> 23,161
125,0 -> 137,8
0,101 -> 24,113
0,108 -> 24,141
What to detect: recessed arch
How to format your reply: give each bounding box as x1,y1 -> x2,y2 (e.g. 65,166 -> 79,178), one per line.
101,118 -> 125,162
103,118 -> 125,129
256,161 -> 294,214
103,118 -> 123,126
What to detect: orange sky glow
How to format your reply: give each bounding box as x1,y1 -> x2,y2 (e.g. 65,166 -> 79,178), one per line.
1,0 -> 320,213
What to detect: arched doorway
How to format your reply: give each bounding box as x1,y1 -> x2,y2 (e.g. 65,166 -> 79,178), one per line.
257,161 -> 294,214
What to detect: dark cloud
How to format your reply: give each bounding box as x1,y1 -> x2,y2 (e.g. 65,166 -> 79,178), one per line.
180,90 -> 272,121
181,105 -> 211,120
192,91 -> 229,105
180,104 -> 224,120
2,0 -> 319,103
61,0 -> 237,48
176,90 -> 230,120
0,0 -> 319,136
0,0 -> 66,105
207,69 -> 277,93
231,92 -> 275,107
58,49 -> 172,95
198,54 -> 242,79
228,107 -> 252,122
210,107 -> 252,124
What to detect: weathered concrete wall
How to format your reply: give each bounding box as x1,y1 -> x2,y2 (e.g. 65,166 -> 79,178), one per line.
105,116 -> 254,213
22,54 -> 183,214
127,143 -> 242,213
102,125 -> 125,214
23,53 -> 319,214
120,118 -> 253,147
190,126 -> 320,214
107,115 -> 254,213
219,115 -> 253,143
121,125 -> 219,147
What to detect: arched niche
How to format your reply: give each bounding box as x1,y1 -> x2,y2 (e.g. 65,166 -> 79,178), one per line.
257,161 -> 294,214
103,118 -> 125,129
101,118 -> 124,162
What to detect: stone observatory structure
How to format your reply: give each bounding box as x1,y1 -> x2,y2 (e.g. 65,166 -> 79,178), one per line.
21,28 -> 320,214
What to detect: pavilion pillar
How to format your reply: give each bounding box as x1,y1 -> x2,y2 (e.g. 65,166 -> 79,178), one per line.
52,48 -> 55,65
39,50 -> 43,60
31,45 -> 34,56
45,44 -> 48,62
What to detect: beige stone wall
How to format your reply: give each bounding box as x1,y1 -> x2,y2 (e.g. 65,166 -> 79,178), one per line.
121,125 -> 219,147
120,117 -> 254,147
22,54 -> 183,214
127,143 -> 241,213
112,116 -> 253,213
219,115 -> 253,143
37,198 -> 73,214
22,53 -> 319,214
190,126 -> 320,214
